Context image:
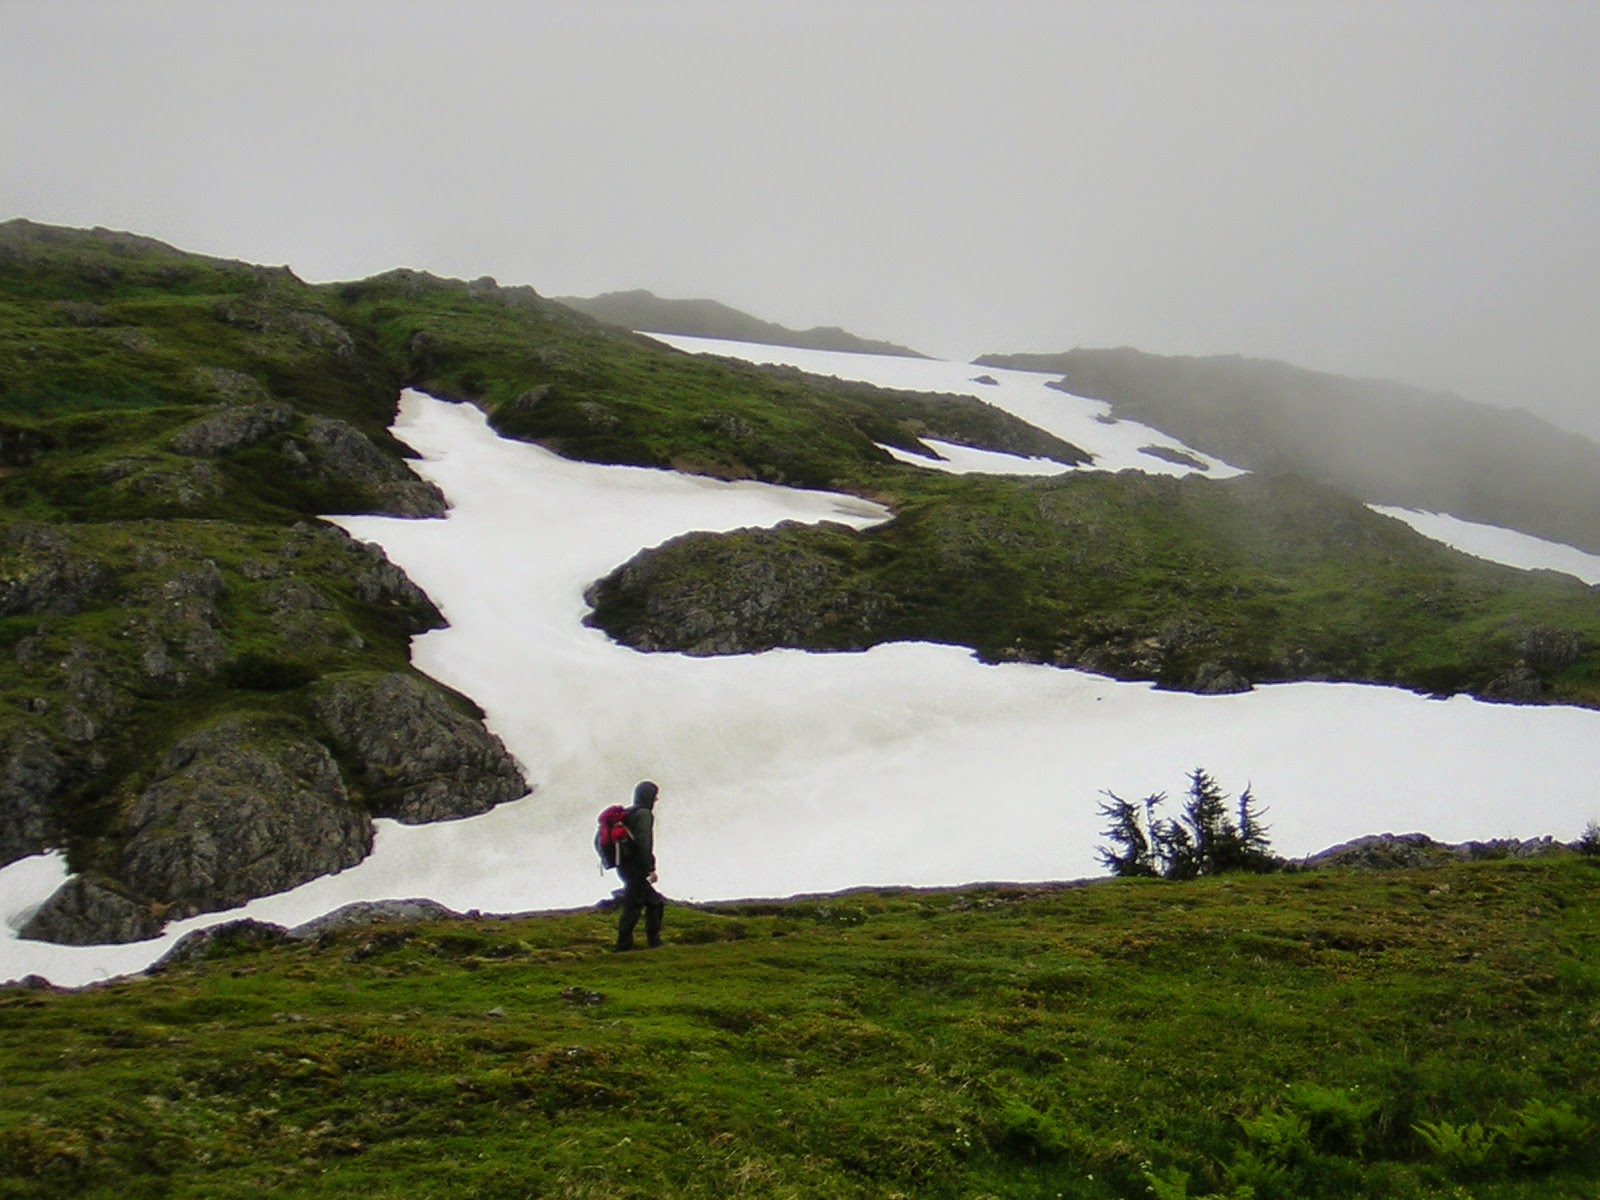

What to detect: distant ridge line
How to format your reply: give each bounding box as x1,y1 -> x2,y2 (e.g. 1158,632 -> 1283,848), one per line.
556,289 -> 931,359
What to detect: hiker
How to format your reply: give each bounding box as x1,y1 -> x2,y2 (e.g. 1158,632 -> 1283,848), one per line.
615,780 -> 666,950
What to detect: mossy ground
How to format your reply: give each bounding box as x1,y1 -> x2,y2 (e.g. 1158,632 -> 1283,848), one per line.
7,219 -> 1600,932
3,857 -> 1598,1198
588,468 -> 1600,704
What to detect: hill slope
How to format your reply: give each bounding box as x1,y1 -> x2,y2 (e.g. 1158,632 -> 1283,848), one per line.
975,346 -> 1600,554
2,855 -> 1597,1199
556,288 -> 930,358
0,222 -> 1082,946
6,219 -> 1600,953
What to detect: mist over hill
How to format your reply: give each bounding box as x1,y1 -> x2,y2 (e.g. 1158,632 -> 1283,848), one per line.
556,289 -> 930,359
976,347 -> 1600,555
5,219 -> 1600,959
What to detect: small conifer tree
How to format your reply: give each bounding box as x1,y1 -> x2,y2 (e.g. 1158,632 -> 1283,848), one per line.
1096,792 -> 1161,877
1096,768 -> 1280,879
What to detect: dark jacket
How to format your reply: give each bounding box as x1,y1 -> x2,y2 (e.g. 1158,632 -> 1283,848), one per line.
620,805 -> 655,876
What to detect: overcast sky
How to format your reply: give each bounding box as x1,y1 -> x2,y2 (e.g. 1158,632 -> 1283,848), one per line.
4,1 -> 1597,438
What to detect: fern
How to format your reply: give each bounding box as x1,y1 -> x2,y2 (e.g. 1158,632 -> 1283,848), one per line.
1413,1119 -> 1496,1175
1494,1098 -> 1591,1169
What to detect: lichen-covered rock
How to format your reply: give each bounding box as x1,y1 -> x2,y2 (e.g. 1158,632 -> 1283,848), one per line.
147,918 -> 290,970
346,536 -> 442,620
1518,626 -> 1582,672
311,672 -> 527,822
0,722 -> 66,867
304,417 -> 447,517
1480,664 -> 1544,703
17,874 -> 163,945
584,522 -> 890,656
189,365 -> 274,405
119,714 -> 373,922
1299,832 -> 1569,871
170,401 -> 297,457
0,523 -> 110,617
286,897 -> 461,941
1189,662 -> 1253,695
56,638 -> 130,744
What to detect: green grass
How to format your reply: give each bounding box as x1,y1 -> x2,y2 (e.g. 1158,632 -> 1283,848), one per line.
588,469 -> 1600,705
336,271 -> 1084,491
3,857 -> 1599,1198
5,217 -> 1600,950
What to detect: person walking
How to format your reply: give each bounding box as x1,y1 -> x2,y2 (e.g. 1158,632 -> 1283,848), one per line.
615,780 -> 665,950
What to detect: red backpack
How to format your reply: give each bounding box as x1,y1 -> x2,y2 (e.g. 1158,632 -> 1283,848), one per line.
594,805 -> 631,870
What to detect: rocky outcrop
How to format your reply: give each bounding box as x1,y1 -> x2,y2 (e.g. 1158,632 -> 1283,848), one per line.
1188,662 -> 1253,695
148,918 -> 291,970
17,874 -> 163,945
294,417 -> 447,517
1,524 -> 111,617
1299,832 -> 1568,871
114,715 -> 374,925
1478,626 -> 1585,704
311,672 -> 527,822
14,672 -> 524,945
286,897 -> 462,940
1480,665 -> 1545,703
170,400 -> 297,457
0,724 -> 67,867
585,523 -> 892,656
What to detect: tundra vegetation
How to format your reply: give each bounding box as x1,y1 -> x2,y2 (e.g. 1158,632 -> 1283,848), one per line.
4,217 -> 1600,942
4,220 -> 1600,1196
975,346 -> 1600,557
2,855 -> 1598,1198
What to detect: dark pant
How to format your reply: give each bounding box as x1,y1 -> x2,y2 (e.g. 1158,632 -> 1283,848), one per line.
616,869 -> 664,949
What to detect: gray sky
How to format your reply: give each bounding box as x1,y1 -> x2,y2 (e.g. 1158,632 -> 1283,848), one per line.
4,1 -> 1598,439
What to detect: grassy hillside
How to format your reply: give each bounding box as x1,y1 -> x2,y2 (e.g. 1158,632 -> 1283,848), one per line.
336,270 -> 1079,488
3,855 -> 1597,1198
554,288 -> 930,359
974,347 -> 1600,556
588,468 -> 1600,704
0,221 -> 1087,938
5,218 -> 1600,945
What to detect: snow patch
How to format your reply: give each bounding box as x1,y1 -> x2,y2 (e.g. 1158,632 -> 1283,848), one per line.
7,345 -> 1599,988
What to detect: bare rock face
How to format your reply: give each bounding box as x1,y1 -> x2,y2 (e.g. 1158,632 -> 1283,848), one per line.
286,897 -> 461,941
117,714 -> 373,921
302,417 -> 448,517
147,917 -> 291,969
584,523 -> 889,656
311,672 -> 528,822
0,724 -> 66,867
170,401 -> 297,457
17,874 -> 163,945
0,523 -> 110,617
1300,832 -> 1568,870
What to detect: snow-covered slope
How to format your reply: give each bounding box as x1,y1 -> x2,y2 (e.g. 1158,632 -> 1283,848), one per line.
6,340 -> 1598,988
651,334 -> 1245,479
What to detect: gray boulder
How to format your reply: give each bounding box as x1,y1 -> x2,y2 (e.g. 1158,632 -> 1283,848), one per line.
0,523 -> 110,617
311,672 -> 528,822
118,714 -> 373,921
287,897 -> 462,940
303,418 -> 447,517
0,723 -> 66,867
148,918 -> 291,970
170,401 -> 297,457
18,874 -> 163,945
